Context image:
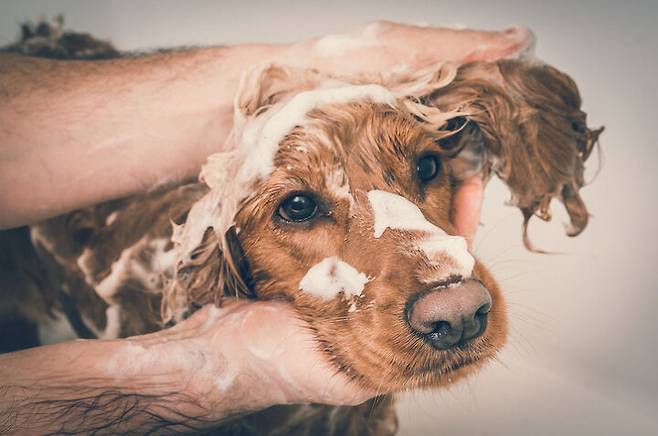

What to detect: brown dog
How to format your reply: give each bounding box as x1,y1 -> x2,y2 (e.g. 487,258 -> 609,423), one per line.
0,21 -> 602,435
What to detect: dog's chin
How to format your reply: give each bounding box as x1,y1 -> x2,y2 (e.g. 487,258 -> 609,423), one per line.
340,336 -> 498,393
404,341 -> 497,390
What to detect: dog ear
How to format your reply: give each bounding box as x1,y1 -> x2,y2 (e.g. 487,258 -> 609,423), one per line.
234,63 -> 329,118
426,60 -> 603,251
162,225 -> 254,323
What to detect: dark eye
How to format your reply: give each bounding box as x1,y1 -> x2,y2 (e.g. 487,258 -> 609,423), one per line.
416,154 -> 441,182
278,194 -> 318,222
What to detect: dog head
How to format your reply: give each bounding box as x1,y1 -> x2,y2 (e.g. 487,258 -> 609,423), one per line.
164,60 -> 601,393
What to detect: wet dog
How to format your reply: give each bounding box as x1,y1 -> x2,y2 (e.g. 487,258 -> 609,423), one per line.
0,20 -> 602,434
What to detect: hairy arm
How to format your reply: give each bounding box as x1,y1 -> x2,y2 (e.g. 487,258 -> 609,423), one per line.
0,45 -> 284,229
0,301 -> 370,434
0,21 -> 532,229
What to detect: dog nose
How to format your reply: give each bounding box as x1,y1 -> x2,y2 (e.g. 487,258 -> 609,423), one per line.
407,280 -> 492,350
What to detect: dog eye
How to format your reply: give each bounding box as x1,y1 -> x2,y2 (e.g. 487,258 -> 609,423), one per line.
278,194 -> 318,222
416,154 -> 441,182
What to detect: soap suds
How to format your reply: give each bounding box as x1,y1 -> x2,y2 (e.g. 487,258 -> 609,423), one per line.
104,340 -> 208,379
367,190 -> 474,278
242,84 -> 396,181
105,211 -> 119,226
76,247 -> 96,289
325,169 -> 355,212
101,305 -> 122,340
148,238 -> 178,274
215,363 -> 237,392
312,22 -> 382,57
299,256 -> 369,300
95,246 -> 136,300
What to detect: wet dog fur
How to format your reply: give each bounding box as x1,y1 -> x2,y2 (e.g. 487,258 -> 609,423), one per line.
0,19 -> 602,435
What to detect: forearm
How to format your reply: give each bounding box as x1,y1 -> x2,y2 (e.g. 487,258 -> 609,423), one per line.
0,45 -> 287,229
0,21 -> 532,229
0,300 -> 375,434
0,318 -> 274,434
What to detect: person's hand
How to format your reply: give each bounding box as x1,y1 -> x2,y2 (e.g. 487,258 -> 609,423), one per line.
293,20 -> 535,75
124,300 -> 373,421
452,176 -> 484,248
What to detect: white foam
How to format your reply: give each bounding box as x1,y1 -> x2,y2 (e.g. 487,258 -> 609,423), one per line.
367,190 -> 474,278
105,211 -> 119,226
241,84 -> 396,182
148,238 -> 178,273
95,246 -> 135,300
214,364 -> 237,392
299,256 -> 369,300
325,169 -> 355,212
76,247 -> 96,288
312,22 -> 382,57
101,305 -> 122,340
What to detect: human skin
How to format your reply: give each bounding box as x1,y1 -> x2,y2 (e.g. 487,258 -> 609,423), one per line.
0,21 -> 533,434
0,21 -> 533,229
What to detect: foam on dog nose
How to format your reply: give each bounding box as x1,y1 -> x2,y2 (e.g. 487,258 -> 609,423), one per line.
299,256 -> 369,300
367,190 -> 474,278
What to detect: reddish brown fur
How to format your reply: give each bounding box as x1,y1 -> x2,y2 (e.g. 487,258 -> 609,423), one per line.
427,60 -> 603,250
0,20 -> 602,435
229,102 -> 507,393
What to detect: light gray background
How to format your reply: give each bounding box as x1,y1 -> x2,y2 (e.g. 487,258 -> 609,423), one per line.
1,1 -> 657,435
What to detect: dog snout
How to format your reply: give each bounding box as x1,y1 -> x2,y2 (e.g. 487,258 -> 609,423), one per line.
406,279 -> 492,350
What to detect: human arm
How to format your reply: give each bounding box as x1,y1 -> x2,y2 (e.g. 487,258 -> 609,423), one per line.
0,301 -> 371,434
0,21 -> 533,229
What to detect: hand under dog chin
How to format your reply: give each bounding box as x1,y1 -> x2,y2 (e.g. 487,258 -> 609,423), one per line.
139,300 -> 375,412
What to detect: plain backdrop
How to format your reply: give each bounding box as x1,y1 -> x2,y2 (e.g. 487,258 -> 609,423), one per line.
1,1 -> 657,435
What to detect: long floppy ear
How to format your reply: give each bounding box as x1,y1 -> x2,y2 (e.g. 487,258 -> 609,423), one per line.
162,226 -> 254,322
233,63 -> 331,120
423,59 -> 603,251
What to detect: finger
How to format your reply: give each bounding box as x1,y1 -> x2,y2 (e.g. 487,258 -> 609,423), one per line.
451,177 -> 484,247
459,26 -> 536,63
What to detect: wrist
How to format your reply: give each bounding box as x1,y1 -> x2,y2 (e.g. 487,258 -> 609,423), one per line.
123,304 -> 291,420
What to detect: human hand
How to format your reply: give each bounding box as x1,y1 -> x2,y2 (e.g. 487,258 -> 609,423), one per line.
291,20 -> 535,75
452,176 -> 484,248
125,300 -> 373,422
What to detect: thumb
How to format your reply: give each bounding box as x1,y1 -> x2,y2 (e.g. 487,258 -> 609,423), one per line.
451,177 -> 484,247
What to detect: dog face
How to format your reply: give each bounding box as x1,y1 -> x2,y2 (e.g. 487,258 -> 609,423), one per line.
231,101 -> 506,391
166,60 -> 601,394
165,63 -> 508,393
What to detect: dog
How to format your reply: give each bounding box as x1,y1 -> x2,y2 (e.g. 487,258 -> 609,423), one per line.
0,19 -> 602,434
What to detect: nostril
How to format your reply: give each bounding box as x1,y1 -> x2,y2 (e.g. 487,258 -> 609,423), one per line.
476,302 -> 491,316
427,321 -> 452,342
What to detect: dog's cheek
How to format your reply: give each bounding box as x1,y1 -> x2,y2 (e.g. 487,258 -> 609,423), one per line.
472,261 -> 508,348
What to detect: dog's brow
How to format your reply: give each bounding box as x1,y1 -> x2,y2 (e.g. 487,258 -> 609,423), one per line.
246,85 -> 396,181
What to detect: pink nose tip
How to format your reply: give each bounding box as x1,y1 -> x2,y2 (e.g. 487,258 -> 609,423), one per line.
406,279 -> 492,350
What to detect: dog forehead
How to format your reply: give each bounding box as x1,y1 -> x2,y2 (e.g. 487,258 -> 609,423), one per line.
274,100 -> 428,190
